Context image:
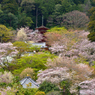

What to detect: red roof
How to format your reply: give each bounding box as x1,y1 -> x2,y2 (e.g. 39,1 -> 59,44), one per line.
35,26 -> 49,30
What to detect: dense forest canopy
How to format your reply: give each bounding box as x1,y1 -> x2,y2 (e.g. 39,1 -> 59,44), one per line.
0,0 -> 94,29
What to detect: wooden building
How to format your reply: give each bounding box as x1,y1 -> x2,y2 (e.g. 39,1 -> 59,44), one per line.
35,25 -> 49,34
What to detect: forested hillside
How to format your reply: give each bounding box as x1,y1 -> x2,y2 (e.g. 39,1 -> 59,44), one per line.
1,0 -> 95,95
0,0 -> 94,29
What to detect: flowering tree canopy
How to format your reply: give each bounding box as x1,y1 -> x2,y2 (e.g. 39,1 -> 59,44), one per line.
0,42 -> 18,66
36,67 -> 71,84
16,28 -> 27,41
16,27 -> 44,42
0,71 -> 14,84
79,79 -> 95,95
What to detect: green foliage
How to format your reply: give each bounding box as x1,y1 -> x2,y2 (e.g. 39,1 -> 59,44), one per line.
17,12 -> 33,28
16,52 -> 55,71
87,7 -> 95,41
16,88 -> 37,95
38,81 -> 60,93
6,91 -> 15,95
35,91 -> 45,95
0,0 -> 91,29
0,82 -> 7,87
29,45 -> 41,52
90,0 -> 95,6
0,11 -> 18,29
47,27 -> 67,33
88,32 -> 95,41
60,80 -> 71,95
21,0 -> 35,13
35,0 -> 55,19
46,91 -> 62,95
9,52 -> 56,79
0,24 -> 13,42
17,52 -> 55,65
11,66 -> 26,75
88,20 -> 95,32
73,0 -> 84,5
13,76 -> 20,83
62,0 -> 76,13
0,68 -> 4,72
1,0 -> 18,15
13,41 -> 31,58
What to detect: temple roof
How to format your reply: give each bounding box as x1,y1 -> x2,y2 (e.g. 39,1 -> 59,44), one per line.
20,76 -> 39,88
35,25 -> 49,30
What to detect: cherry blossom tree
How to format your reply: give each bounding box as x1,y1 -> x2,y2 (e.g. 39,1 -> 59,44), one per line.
45,32 -> 62,46
36,67 -> 71,84
66,38 -> 95,65
16,28 -> 27,41
79,79 -> 95,95
49,42 -> 66,55
0,42 -> 18,67
16,27 -> 44,42
0,71 -> 14,84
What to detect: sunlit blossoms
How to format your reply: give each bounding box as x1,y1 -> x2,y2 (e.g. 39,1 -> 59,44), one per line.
49,42 -> 66,54
0,42 -> 18,66
66,38 -> 95,64
79,79 -> 95,95
0,71 -> 14,84
17,27 -> 44,42
36,67 -> 71,84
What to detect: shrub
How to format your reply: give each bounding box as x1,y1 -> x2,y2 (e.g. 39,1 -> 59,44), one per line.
20,68 -> 34,79
46,91 -> 62,95
16,88 -> 37,95
35,91 -> 45,95
60,80 -> 71,95
88,32 -> 95,41
16,52 -> 56,71
38,81 -> 60,94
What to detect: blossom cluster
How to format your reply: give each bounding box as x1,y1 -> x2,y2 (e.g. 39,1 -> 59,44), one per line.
66,38 -> 95,63
17,27 -> 44,42
0,42 -> 18,65
49,42 -> 66,54
46,57 -> 93,82
0,71 -> 14,84
79,79 -> 95,95
36,67 -> 71,84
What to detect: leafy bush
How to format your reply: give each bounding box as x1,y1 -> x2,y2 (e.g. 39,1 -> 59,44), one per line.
46,91 -> 62,95
47,27 -> 67,33
60,80 -> 71,95
38,81 -> 60,94
13,41 -> 30,58
20,68 -> 34,79
16,88 -> 37,95
35,91 -> 45,95
16,52 -> 56,71
9,52 -> 55,79
88,32 -> 95,42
